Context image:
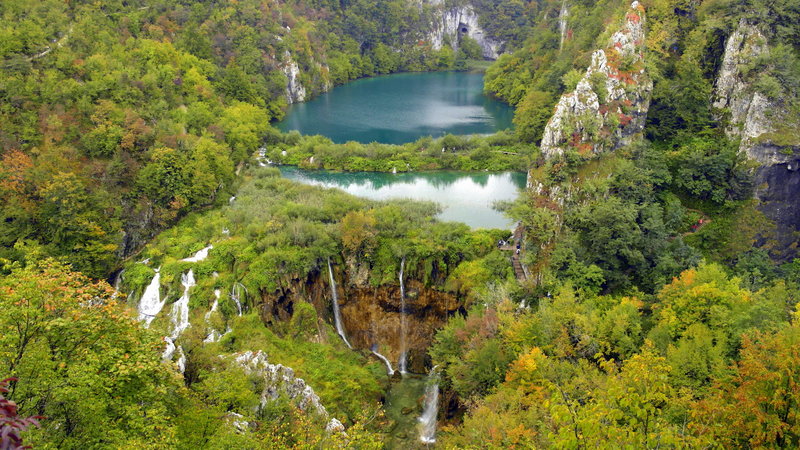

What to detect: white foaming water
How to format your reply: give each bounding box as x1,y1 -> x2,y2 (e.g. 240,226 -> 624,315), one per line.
162,337 -> 176,361
203,289 -> 222,343
138,268 -> 164,327
327,258 -> 352,348
181,245 -> 213,263
168,270 -> 195,340
372,348 -> 396,376
418,366 -> 440,444
398,257 -> 408,374
163,270 -> 195,372
231,283 -> 245,316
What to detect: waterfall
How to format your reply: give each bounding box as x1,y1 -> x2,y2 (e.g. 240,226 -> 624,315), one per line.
176,346 -> 186,373
205,289 -> 220,322
231,283 -> 245,316
138,268 -> 164,327
398,257 -> 408,374
327,258 -> 352,349
162,337 -> 176,361
169,270 -> 195,340
181,245 -> 212,263
371,345 -> 396,376
111,269 -> 124,299
558,0 -> 569,51
163,270 -> 195,372
203,289 -> 222,343
418,366 -> 440,444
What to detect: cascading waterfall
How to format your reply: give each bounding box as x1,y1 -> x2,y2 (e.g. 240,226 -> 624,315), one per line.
371,345 -> 396,376
398,257 -> 408,374
231,283 -> 245,316
163,270 -> 195,370
418,366 -> 440,444
181,245 -> 213,263
203,289 -> 222,343
327,258 -> 352,349
558,0 -> 569,51
138,267 -> 164,327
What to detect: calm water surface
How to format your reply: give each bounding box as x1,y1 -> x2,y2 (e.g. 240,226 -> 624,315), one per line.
279,167 -> 526,230
277,72 -> 513,144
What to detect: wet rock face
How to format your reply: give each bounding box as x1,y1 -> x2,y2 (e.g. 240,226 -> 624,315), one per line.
257,263 -> 463,375
713,19 -> 800,258
339,280 -> 460,374
540,1 -> 651,159
426,0 -> 503,60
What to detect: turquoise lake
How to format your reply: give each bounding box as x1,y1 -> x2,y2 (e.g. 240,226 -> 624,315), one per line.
277,71 -> 514,144
279,167 -> 527,230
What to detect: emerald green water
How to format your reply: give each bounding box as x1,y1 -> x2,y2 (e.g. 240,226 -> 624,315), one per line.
279,167 -> 526,230
384,375 -> 428,449
277,72 -> 514,144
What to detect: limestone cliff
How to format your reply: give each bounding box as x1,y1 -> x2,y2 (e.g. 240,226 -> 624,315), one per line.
233,351 -> 344,432
282,51 -> 308,104
540,1 -> 651,159
713,19 -> 800,257
426,0 -> 503,60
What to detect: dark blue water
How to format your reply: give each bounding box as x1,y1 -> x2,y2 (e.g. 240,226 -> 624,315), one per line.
277,72 -> 514,144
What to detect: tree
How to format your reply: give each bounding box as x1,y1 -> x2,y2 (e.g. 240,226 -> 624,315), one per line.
0,377 -> 41,449
0,260 -> 183,447
689,322 -> 800,448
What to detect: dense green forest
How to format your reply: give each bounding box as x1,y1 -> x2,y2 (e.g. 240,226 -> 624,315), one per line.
2,0 -> 799,448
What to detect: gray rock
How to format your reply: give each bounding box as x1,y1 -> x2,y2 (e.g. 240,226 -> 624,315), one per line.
540,2 -> 652,160
713,19 -> 800,258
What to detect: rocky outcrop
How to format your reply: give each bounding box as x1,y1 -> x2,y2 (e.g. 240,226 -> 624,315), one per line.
427,1 -> 502,60
282,51 -> 307,104
713,19 -> 800,258
233,351 -> 343,432
540,1 -> 651,159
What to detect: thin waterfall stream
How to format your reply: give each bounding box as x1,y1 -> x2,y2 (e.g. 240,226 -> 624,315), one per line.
418,366 -> 440,444
327,258 -> 352,348
398,257 -> 408,374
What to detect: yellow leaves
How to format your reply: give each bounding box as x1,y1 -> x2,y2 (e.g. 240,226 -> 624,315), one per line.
506,347 -> 547,393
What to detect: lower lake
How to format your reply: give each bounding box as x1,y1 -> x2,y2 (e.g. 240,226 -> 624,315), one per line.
279,167 -> 527,230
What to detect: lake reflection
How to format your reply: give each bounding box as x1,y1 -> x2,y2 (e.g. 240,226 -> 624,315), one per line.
277,72 -> 514,144
279,167 -> 526,229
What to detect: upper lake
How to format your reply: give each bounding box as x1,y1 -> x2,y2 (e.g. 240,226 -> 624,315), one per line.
277,72 -> 514,144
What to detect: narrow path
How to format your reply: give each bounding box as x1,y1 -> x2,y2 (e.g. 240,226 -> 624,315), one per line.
25,27 -> 73,62
499,222 -> 527,282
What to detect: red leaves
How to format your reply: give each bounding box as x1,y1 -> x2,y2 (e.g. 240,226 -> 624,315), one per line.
627,13 -> 641,24
1,378 -> 43,450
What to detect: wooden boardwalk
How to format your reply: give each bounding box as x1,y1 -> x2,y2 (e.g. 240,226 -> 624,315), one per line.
499,223 -> 527,282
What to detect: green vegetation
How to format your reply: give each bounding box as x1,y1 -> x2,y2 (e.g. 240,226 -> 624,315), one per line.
0,0 -> 501,278
266,131 -> 536,172
2,0 -> 800,447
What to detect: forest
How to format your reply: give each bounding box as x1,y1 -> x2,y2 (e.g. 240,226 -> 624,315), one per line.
1,0 -> 799,448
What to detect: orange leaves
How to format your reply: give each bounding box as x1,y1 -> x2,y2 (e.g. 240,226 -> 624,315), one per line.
689,325 -> 800,447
